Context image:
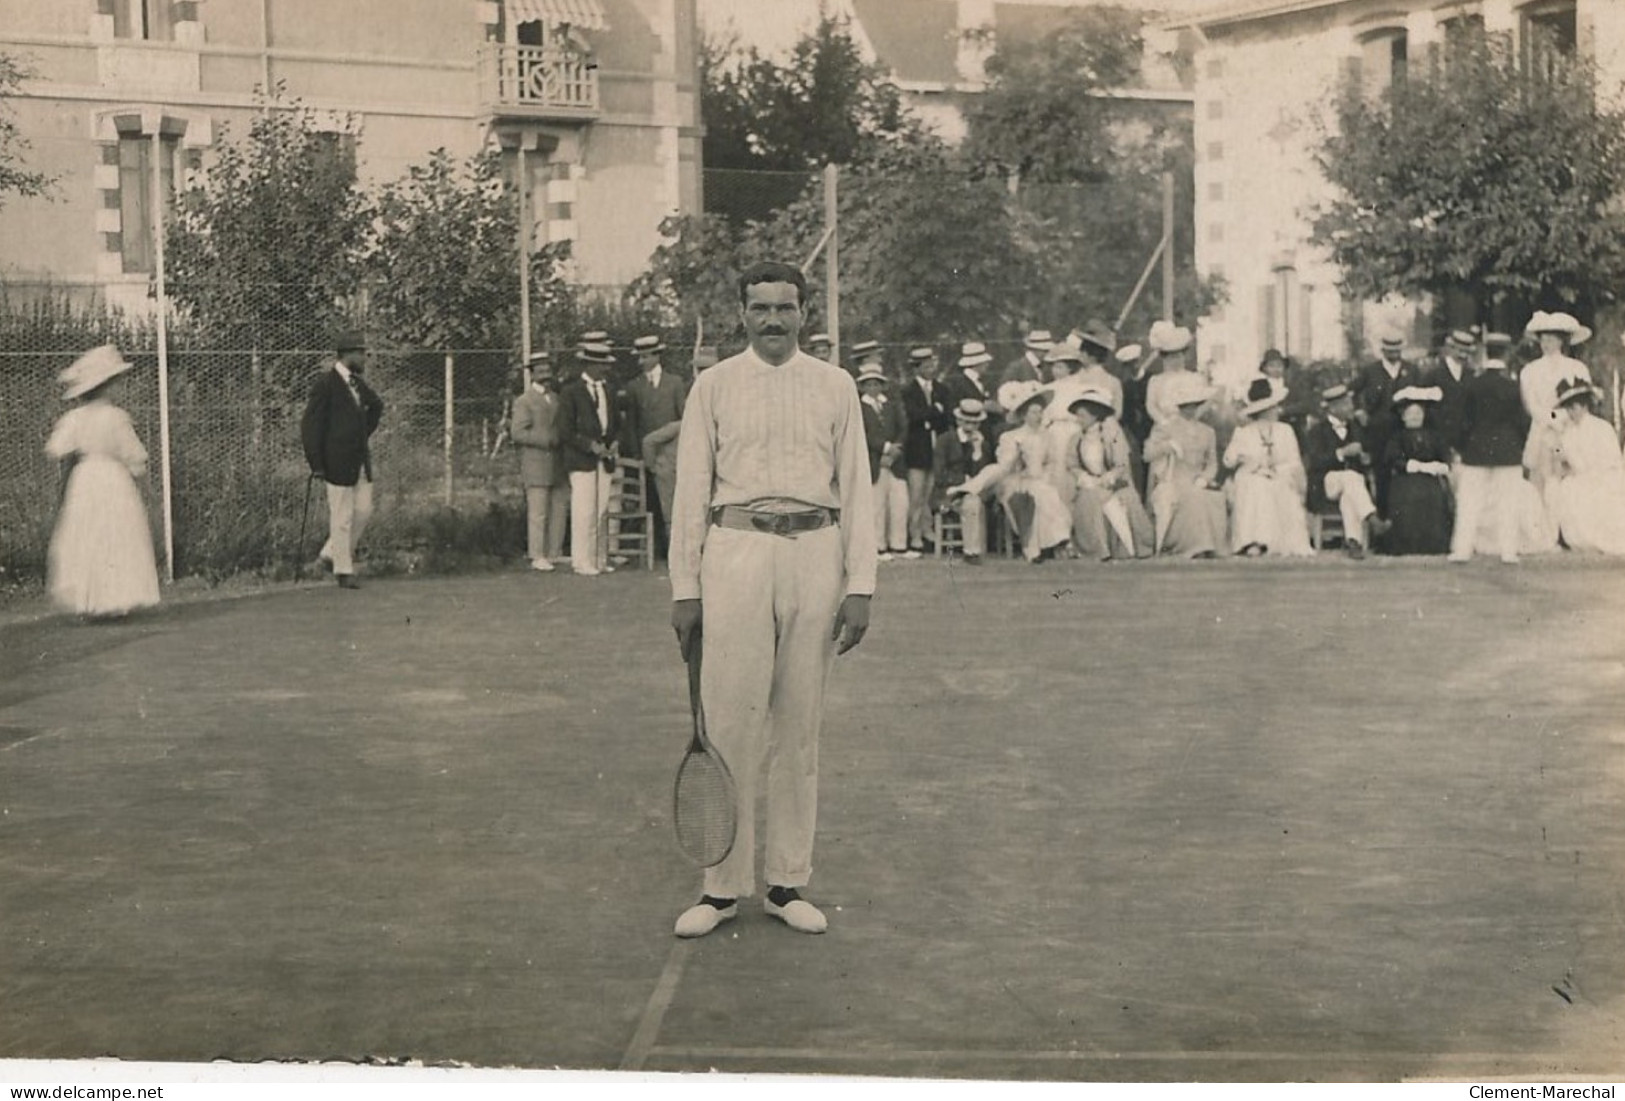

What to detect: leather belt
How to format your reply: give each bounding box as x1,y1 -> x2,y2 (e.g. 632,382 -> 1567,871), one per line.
710,505 -> 839,537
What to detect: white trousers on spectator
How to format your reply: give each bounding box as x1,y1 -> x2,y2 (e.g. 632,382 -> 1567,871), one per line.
320,476 -> 373,575
525,485 -> 568,562
1451,465 -> 1523,559
1323,470 -> 1376,545
569,467 -> 613,572
873,469 -> 909,552
951,487 -> 997,557
699,524 -> 844,900
905,467 -> 935,549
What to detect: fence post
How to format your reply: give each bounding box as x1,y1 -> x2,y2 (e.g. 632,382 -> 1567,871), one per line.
517,143 -> 531,382
444,352 -> 455,506
824,162 -> 839,362
151,130 -> 176,582
1161,170 -> 1175,323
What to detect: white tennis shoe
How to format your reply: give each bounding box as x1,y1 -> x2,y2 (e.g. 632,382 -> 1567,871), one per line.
765,895 -> 827,934
674,899 -> 737,938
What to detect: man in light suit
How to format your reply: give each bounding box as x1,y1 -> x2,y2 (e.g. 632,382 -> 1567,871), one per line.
621,334 -> 687,559
510,351 -> 567,571
558,342 -> 621,576
301,329 -> 383,589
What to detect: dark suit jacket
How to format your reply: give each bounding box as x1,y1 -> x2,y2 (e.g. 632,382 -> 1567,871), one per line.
620,368 -> 686,459
1423,356 -> 1472,455
557,377 -> 620,474
1458,371 -> 1529,468
1000,353 -> 1045,388
942,369 -> 990,409
901,378 -> 952,470
301,364 -> 384,487
931,429 -> 995,510
860,394 -> 906,482
1303,416 -> 1371,511
1351,359 -> 1418,439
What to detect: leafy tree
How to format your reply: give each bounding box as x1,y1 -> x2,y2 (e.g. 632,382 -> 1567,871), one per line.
1311,26 -> 1625,318
0,52 -> 53,208
166,92 -> 372,354
369,149 -> 520,351
701,14 -> 936,174
961,5 -> 1148,185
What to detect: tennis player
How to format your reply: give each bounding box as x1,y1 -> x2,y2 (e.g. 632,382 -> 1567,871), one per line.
668,261 -> 878,937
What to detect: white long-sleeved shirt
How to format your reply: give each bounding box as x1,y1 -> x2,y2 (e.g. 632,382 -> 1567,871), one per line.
668,346 -> 878,601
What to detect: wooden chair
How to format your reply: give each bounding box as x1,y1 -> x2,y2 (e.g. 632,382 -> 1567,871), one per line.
1309,509 -> 1346,551
610,457 -> 655,570
933,507 -> 965,557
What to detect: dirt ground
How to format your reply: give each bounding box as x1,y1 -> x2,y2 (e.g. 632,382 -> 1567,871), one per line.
1,553 -> 1622,1082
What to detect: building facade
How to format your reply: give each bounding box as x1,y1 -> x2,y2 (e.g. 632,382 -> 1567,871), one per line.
1172,0 -> 1625,387
0,0 -> 702,312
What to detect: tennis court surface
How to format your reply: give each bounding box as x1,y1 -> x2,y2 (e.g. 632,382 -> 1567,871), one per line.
1,556 -> 1622,1082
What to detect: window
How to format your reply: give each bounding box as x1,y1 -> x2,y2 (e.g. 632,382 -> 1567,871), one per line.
105,0 -> 175,41
117,133 -> 179,273
1359,27 -> 1408,97
1521,0 -> 1577,75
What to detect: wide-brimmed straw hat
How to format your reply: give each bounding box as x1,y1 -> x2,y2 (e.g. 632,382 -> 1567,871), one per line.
1525,311 -> 1591,345
1555,377 -> 1596,407
1167,372 -> 1212,408
953,398 -> 987,424
1074,320 -> 1116,357
1241,377 -> 1287,417
998,379 -> 1049,417
1148,320 -> 1192,354
958,341 -> 993,368
60,344 -> 134,400
1043,343 -> 1084,365
1065,386 -> 1117,418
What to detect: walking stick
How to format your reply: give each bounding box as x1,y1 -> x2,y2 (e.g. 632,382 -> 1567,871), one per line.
296,472 -> 317,581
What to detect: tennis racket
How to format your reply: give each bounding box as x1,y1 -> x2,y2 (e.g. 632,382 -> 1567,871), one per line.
672,637 -> 737,867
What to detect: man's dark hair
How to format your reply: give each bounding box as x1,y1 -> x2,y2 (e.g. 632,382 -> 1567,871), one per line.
738,261 -> 807,307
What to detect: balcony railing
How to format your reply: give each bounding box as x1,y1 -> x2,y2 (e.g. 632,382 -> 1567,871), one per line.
479,44 -> 600,120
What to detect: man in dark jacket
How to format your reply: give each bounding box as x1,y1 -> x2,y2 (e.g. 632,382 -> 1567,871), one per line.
936,399 -> 999,563
901,346 -> 952,553
301,329 -> 384,588
621,334 -> 687,558
1424,328 -> 1477,459
1448,355 -> 1530,564
1304,384 -> 1381,558
1351,331 -> 1420,515
558,342 -> 621,576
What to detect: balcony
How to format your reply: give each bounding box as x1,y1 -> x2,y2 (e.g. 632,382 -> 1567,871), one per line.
479,44 -> 600,123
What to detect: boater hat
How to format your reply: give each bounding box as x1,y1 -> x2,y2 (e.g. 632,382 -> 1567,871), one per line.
958,342 -> 993,368
526,350 -> 552,373
953,398 -> 987,424
578,342 -> 616,364
806,331 -> 832,347
577,330 -> 611,346
1114,343 -> 1144,364
1321,383 -> 1351,402
1148,320 -> 1192,354
1023,329 -> 1055,352
633,334 -> 665,355
1392,385 -> 1443,406
909,346 -> 936,362
60,344 -> 134,400
1444,328 -> 1479,352
855,363 -> 888,385
1043,343 -> 1085,365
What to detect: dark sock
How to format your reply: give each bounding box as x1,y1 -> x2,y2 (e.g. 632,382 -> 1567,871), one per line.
767,886 -> 802,907
699,895 -> 735,910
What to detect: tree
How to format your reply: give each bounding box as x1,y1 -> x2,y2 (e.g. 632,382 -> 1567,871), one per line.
1311,26 -> 1625,319
166,92 -> 372,355
0,52 -> 53,208
701,14 -> 936,174
369,149 -> 520,351
960,5 -> 1148,185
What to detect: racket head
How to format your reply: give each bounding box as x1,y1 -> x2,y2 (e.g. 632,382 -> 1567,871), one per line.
673,746 -> 737,867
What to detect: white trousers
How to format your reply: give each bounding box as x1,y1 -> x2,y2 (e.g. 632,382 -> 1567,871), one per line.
872,468 -> 909,552
525,485 -> 568,561
320,476 -> 373,575
569,467 -> 613,572
699,524 -> 845,899
1323,470 -> 1376,545
1451,465 -> 1523,559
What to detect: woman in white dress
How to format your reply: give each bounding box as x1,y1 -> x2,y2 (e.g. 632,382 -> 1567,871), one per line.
993,380 -> 1073,562
1223,378 -> 1313,557
1540,379 -> 1625,554
45,346 -> 161,617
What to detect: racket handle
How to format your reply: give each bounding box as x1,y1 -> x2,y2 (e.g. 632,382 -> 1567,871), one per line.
686,634 -> 703,721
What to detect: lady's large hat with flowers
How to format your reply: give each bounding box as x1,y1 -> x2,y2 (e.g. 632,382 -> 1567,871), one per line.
60,345 -> 134,401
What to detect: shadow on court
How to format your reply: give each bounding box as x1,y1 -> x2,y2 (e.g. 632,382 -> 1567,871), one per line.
1,557 -> 1622,1081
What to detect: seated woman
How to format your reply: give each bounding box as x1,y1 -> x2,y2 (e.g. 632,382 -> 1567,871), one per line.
1223,378 -> 1313,557
1143,372 -> 1229,558
1380,386 -> 1452,555
1539,379 -> 1625,554
1065,388 -> 1153,560
991,380 -> 1074,562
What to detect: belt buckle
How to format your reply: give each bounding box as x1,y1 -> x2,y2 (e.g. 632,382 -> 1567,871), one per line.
748,511 -> 795,537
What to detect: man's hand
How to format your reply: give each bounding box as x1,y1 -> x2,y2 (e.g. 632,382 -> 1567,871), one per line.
832,594 -> 870,655
672,599 -> 703,663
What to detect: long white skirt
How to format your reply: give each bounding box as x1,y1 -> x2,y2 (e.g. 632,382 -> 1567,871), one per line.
1549,471 -> 1625,555
1230,471 -> 1312,556
48,456 -> 161,616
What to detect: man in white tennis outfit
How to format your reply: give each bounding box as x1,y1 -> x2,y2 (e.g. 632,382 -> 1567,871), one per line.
668,261 -> 878,937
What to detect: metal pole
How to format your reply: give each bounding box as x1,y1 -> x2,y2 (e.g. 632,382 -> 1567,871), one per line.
824,163 -> 839,362
151,130 -> 176,583
517,143 -> 532,386
1161,170 -> 1175,323
444,352 -> 455,506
